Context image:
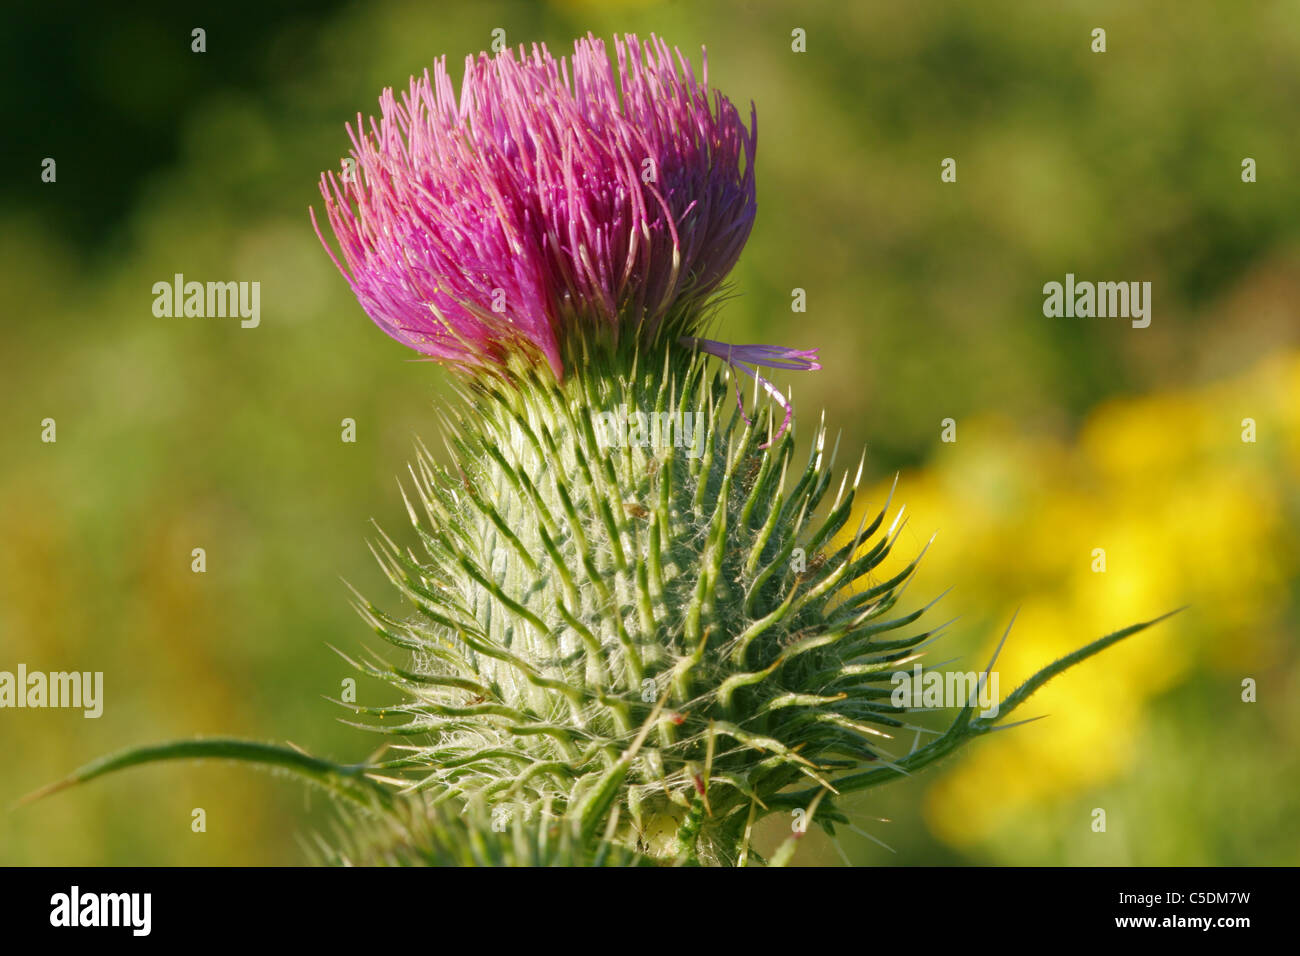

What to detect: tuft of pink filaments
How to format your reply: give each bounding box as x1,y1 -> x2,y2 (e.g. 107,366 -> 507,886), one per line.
312,33 -> 760,376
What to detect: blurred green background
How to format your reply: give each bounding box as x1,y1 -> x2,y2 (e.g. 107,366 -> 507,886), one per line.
2,0 -> 1297,865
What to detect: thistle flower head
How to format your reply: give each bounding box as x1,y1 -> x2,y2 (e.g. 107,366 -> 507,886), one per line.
313,32 -> 758,375
39,31 -> 1168,871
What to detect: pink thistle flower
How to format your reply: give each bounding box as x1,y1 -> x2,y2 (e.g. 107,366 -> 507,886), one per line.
312,33 -> 760,376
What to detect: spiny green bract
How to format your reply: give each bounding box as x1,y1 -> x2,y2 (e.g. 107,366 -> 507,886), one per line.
29,339 -> 1172,864
310,796 -> 657,867
342,340 -> 937,865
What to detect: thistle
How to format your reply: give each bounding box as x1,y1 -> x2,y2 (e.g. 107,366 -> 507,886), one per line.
31,33 -> 1172,866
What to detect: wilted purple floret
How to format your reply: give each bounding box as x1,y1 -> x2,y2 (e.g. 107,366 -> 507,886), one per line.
684,337 -> 821,445
313,33 -> 758,375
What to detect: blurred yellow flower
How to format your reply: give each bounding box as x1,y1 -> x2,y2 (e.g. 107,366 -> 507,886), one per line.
837,351 -> 1300,849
